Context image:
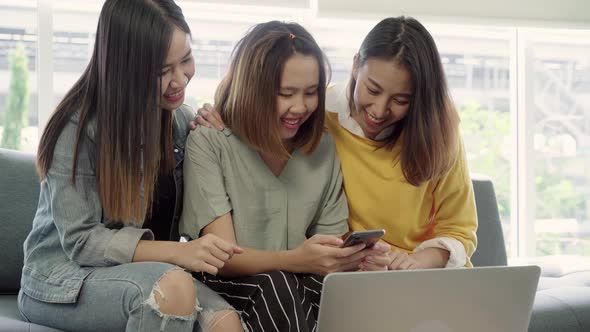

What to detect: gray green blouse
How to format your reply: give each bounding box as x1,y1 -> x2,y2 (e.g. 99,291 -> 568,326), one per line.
180,126 -> 349,251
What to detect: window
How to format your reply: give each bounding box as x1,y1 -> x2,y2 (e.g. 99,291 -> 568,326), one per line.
179,1 -> 300,106
523,28 -> 590,256
0,0 -> 37,152
432,25 -> 514,257
52,1 -> 101,112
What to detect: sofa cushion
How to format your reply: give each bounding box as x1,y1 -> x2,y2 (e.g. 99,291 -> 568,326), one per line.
470,175 -> 508,267
0,149 -> 40,294
0,295 -> 62,332
518,256 -> 590,332
530,280 -> 590,332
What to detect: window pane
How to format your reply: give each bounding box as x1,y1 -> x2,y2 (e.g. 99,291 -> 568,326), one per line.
432,25 -> 514,258
0,1 -> 37,152
52,1 -> 101,112
179,1 -> 299,107
526,28 -> 590,256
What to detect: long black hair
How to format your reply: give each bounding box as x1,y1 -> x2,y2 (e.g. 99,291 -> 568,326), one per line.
37,0 -> 191,223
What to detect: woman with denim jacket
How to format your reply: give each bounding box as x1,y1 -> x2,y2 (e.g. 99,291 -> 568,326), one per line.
17,1 -> 244,331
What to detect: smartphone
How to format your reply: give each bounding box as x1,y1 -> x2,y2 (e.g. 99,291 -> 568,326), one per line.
341,229 -> 386,248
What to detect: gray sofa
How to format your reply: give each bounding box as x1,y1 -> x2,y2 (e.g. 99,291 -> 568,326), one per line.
469,177 -> 590,331
1,147 -> 590,331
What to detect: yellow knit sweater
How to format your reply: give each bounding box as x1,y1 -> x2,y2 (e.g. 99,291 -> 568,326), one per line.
325,111 -> 478,266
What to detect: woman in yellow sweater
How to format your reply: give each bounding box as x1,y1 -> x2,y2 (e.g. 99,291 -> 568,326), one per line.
195,16 -> 477,271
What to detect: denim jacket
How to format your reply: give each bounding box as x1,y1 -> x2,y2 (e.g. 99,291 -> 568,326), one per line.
20,105 -> 195,304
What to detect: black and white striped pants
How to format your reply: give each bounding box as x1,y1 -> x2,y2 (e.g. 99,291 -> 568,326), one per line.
196,271 -> 324,332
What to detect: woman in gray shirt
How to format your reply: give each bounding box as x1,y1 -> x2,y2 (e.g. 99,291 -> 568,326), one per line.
180,21 -> 374,332
18,1 -> 243,331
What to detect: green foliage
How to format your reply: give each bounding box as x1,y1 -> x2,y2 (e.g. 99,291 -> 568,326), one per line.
458,102 -> 511,218
459,102 -> 589,256
536,233 -> 590,256
1,43 -> 30,150
535,170 -> 585,219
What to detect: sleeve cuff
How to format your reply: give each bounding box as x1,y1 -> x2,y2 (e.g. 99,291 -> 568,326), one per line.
105,227 -> 154,264
413,237 -> 467,268
312,220 -> 349,237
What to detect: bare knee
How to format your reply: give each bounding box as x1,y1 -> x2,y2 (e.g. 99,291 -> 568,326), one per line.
207,310 -> 244,332
153,269 -> 196,316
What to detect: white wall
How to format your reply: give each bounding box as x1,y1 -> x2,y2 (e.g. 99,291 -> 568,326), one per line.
196,0 -> 309,9
315,0 -> 590,27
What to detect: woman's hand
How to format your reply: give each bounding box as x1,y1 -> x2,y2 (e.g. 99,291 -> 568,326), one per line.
288,234 -> 368,275
387,249 -> 420,270
172,233 -> 243,275
361,245 -> 450,271
361,248 -> 419,271
405,247 -> 450,269
190,103 -> 225,131
358,242 -> 391,271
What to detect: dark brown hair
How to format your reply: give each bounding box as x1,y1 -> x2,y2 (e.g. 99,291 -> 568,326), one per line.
37,0 -> 190,223
215,21 -> 329,159
350,16 -> 460,186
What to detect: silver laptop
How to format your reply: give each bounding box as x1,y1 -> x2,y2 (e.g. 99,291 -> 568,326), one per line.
317,266 -> 541,332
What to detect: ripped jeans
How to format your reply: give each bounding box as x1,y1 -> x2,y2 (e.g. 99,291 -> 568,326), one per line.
18,262 -> 235,332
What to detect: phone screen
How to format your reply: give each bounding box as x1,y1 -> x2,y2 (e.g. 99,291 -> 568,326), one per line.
342,229 -> 385,248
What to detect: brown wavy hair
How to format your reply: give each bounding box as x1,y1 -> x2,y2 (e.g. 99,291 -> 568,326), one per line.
350,16 -> 460,186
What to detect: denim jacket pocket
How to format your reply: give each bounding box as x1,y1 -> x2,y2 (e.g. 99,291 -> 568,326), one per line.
21,265 -> 91,304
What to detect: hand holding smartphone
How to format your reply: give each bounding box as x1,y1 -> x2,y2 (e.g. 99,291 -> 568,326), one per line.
341,229 -> 386,248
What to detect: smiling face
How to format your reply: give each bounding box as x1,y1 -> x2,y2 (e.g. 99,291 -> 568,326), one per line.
276,53 -> 320,141
159,27 -> 195,111
351,57 -> 413,140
